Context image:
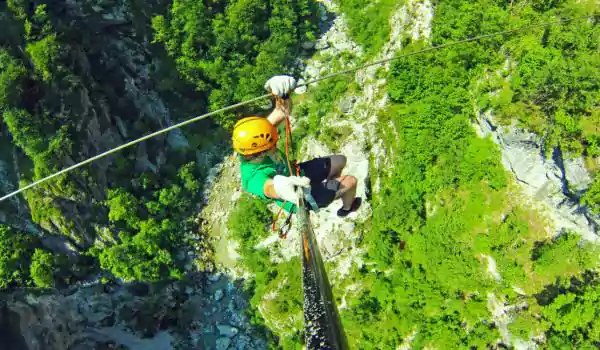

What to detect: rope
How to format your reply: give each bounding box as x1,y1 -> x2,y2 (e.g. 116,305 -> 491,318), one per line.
0,14 -> 594,203
297,14 -> 596,87
271,96 -> 298,239
0,95 -> 268,202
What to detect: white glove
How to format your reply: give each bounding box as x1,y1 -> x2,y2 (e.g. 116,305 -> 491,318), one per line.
264,75 -> 297,97
273,175 -> 310,204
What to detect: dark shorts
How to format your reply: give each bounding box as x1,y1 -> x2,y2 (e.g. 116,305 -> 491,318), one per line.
298,157 -> 340,208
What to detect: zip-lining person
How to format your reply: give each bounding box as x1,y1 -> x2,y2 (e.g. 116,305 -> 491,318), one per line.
232,75 -> 362,217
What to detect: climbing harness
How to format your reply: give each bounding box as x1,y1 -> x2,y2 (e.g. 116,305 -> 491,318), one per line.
271,96 -> 295,238
0,14 -> 594,203
271,95 -> 322,239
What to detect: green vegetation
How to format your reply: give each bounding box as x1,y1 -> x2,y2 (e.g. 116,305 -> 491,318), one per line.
152,0 -> 320,126
542,278 -> 600,348
478,4 -> 600,158
0,225 -> 38,289
228,194 -> 304,347
338,0 -> 402,56
0,0 -> 597,348
226,0 -> 600,348
30,249 -> 55,288
292,69 -> 355,155
583,176 -> 600,215
0,49 -> 26,105
25,34 -> 59,82
0,0 -> 320,288
95,162 -> 203,282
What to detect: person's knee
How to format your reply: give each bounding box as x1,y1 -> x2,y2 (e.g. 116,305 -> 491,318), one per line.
349,175 -> 358,188
328,155 -> 347,178
341,175 -> 357,189
335,155 -> 347,170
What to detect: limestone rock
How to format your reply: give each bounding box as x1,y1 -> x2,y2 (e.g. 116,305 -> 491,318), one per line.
208,273 -> 222,283
474,111 -> 598,240
214,289 -> 224,302
216,337 -> 232,350
564,157 -> 592,194
339,95 -> 357,114
0,276 -> 265,350
302,41 -> 316,50
217,324 -> 239,338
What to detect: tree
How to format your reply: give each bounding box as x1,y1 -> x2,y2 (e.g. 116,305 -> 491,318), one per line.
106,188 -> 141,229
0,225 -> 38,289
152,0 -> 320,126
543,282 -> 600,348
0,48 -> 26,106
581,176 -> 600,215
30,249 -> 55,288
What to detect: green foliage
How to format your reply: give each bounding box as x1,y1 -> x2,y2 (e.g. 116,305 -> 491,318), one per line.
338,0 -> 600,348
96,162 -> 203,282
25,33 -> 59,81
30,248 -> 55,288
99,218 -> 180,282
106,188 -> 141,229
229,2 -> 599,346
152,0 -> 320,126
542,281 -> 600,348
338,0 -> 401,56
178,162 -> 202,193
481,2 -> 600,158
2,108 -> 45,158
534,232 -> 599,278
0,225 -> 38,289
228,194 -> 272,249
582,175 -> 600,215
0,49 -> 26,105
228,194 -> 304,346
6,0 -> 27,19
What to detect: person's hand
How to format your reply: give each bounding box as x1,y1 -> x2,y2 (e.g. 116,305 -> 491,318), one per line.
272,175 -> 310,204
264,76 -> 297,97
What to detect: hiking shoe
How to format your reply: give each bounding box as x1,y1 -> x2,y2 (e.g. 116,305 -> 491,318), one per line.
337,197 -> 362,217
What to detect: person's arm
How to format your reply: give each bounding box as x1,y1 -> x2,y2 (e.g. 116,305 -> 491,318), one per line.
263,75 -> 296,127
267,97 -> 291,127
263,178 -> 279,199
263,175 -> 310,203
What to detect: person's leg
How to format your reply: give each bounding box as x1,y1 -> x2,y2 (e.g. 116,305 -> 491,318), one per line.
298,155 -> 346,181
326,155 -> 346,180
335,175 -> 357,210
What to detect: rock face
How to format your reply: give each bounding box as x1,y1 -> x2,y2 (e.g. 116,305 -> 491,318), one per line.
0,133 -> 40,237
474,112 -> 598,240
0,274 -> 266,350
0,0 -> 195,248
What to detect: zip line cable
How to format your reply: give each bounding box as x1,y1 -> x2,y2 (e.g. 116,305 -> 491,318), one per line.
0,14 -> 595,203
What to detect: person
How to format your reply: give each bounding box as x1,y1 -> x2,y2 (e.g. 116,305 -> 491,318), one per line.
232,75 -> 362,217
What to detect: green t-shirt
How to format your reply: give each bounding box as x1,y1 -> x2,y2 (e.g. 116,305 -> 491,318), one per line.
240,151 -> 297,213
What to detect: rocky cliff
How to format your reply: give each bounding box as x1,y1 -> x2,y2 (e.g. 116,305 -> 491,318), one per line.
0,0 -> 204,250
475,112 -> 598,241
0,272 -> 265,350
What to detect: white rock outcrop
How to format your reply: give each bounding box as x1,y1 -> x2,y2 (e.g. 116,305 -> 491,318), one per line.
474,112 -> 598,241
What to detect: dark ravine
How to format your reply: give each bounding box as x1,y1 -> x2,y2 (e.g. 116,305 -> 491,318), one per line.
0,273 -> 267,350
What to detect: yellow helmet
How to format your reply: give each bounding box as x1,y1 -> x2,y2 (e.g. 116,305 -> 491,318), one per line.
232,117 -> 279,155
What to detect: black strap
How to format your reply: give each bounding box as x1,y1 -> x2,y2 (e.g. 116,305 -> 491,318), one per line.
278,212 -> 294,239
